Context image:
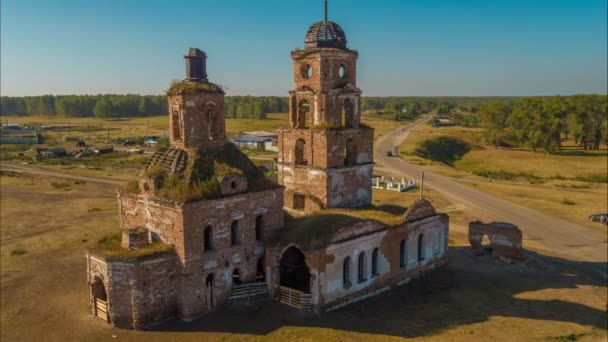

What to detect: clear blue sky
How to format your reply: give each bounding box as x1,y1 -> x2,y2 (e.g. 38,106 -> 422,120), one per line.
1,0 -> 606,97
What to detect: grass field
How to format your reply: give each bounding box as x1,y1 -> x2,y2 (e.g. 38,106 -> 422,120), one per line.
1,172 -> 605,341
399,124 -> 608,230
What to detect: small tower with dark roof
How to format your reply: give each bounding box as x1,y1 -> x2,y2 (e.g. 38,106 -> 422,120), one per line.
277,0 -> 374,213
166,48 -> 225,150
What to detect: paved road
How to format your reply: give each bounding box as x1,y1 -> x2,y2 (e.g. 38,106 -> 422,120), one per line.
0,163 -> 125,185
374,117 -> 607,278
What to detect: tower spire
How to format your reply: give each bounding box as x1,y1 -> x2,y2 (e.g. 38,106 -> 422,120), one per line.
324,0 -> 328,22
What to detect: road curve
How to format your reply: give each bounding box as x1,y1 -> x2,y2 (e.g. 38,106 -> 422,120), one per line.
374,117 -> 607,277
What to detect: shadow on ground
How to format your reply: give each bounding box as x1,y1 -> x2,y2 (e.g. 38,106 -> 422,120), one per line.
155,247 -> 608,338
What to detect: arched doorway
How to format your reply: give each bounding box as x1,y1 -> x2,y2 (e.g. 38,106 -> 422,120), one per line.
279,246 -> 311,293
205,274 -> 214,309
91,277 -> 108,321
232,268 -> 241,286
256,257 -> 266,282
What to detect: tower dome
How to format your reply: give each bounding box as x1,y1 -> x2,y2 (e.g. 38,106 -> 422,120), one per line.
304,0 -> 347,50
304,21 -> 347,49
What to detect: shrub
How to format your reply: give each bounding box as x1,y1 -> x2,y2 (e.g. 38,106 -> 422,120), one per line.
415,136 -> 472,165
11,248 -> 27,256
561,198 -> 576,205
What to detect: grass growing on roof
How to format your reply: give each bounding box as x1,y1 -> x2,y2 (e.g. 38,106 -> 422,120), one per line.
166,80 -> 224,95
91,231 -> 173,260
270,207 -> 405,250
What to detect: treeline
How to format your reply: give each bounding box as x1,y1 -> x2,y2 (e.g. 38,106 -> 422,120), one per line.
224,96 -> 289,119
362,96 -> 519,120
479,95 -> 607,153
0,95 -> 289,119
0,95 -> 167,118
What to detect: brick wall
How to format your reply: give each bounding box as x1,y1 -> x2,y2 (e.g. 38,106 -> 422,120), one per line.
168,93 -> 225,149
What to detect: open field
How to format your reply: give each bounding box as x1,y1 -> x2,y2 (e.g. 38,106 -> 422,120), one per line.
1,113 -> 407,180
1,172 -> 606,341
398,124 -> 608,230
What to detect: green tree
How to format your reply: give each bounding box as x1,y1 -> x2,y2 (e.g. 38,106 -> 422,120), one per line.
479,100 -> 511,147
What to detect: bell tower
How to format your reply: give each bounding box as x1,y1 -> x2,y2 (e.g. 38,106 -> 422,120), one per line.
167,48 -> 226,150
277,1 -> 374,213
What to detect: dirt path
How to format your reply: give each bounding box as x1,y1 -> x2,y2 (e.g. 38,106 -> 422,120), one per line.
374,117 -> 608,279
0,163 -> 125,185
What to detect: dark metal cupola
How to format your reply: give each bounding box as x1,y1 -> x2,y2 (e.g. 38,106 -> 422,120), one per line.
184,48 -> 208,82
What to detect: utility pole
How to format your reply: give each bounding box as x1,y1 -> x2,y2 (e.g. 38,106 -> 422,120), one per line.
147,120 -> 150,137
419,171 -> 425,200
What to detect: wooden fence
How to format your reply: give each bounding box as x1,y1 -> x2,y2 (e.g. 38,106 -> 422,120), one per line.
227,282 -> 269,302
276,285 -> 312,311
94,298 -> 109,322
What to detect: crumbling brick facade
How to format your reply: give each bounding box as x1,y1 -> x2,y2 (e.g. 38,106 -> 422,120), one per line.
86,49 -> 285,329
168,93 -> 226,150
277,38 -> 373,213
266,199 -> 449,312
469,221 -> 523,260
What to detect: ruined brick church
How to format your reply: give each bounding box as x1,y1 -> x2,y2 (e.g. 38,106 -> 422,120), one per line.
86,2 -> 449,330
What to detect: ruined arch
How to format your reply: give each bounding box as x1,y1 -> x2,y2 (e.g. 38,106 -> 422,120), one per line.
297,100 -> 311,128
341,98 -> 354,128
91,276 -> 107,301
205,274 -> 214,309
344,138 -> 357,166
279,245 -> 310,293
295,139 -> 307,166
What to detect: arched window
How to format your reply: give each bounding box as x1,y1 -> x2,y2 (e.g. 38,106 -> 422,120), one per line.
342,98 -> 354,128
255,215 -> 264,241
232,268 -> 241,286
400,240 -> 406,268
203,226 -> 213,251
358,252 -> 367,283
295,139 -> 307,165
206,110 -> 215,140
418,234 -> 425,261
293,193 -> 306,210
172,108 -> 181,141
297,100 -> 311,128
205,274 -> 214,309
343,257 -> 351,288
371,248 -> 379,277
231,221 -> 240,246
344,139 -> 357,166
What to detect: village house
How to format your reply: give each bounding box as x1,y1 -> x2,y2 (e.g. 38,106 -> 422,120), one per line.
85,2 -> 449,329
